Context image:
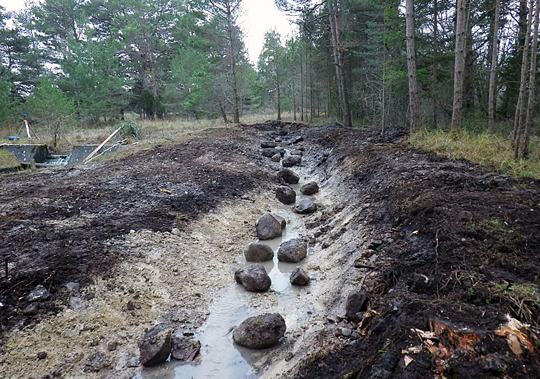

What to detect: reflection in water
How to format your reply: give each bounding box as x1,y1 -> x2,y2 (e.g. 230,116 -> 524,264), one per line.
135,181 -> 315,379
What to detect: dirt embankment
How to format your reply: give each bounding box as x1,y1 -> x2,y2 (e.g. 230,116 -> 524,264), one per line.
1,122 -> 539,379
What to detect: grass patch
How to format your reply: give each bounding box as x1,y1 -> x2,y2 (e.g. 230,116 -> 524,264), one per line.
0,149 -> 22,171
409,129 -> 540,179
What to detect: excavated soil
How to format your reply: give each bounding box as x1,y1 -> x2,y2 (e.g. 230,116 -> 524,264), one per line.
1,122 -> 539,379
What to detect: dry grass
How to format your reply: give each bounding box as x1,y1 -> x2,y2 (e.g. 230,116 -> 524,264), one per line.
409,129 -> 540,180
0,149 -> 21,171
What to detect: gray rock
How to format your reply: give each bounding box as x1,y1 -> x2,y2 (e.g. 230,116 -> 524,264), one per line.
126,357 -> 139,368
256,213 -> 283,240
84,352 -> 109,372
282,155 -> 302,167
22,303 -> 39,315
171,335 -> 201,361
245,242 -> 274,262
26,285 -> 50,302
368,239 -> 383,249
271,154 -> 281,162
276,186 -> 296,205
65,282 -> 80,292
138,324 -> 172,367
262,148 -> 282,158
278,238 -> 308,263
107,342 -> 118,351
291,135 -> 304,144
290,149 -> 303,156
233,313 -> 286,349
345,291 -> 368,322
300,182 -> 319,195
234,264 -> 271,292
290,267 -> 310,286
69,297 -> 85,310
37,352 -> 47,360
278,168 -> 300,184
339,327 -> 352,337
294,200 -> 318,214
261,141 -> 278,148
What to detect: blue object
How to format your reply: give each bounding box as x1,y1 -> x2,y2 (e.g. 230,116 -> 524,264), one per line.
8,136 -> 20,140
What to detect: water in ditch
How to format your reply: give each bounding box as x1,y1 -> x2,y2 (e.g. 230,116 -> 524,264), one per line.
135,180 -> 322,379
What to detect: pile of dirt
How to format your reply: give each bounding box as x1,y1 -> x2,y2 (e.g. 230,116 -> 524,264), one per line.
0,122 -> 539,379
285,125 -> 540,378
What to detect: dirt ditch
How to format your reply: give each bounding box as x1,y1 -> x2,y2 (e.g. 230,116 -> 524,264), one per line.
1,122 -> 539,379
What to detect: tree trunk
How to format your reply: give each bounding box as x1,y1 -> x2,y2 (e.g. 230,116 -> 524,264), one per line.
432,0 -> 439,128
328,0 -> 352,127
488,0 -> 501,133
519,0 -> 540,159
405,0 -> 419,133
512,0 -> 534,156
451,0 -> 469,131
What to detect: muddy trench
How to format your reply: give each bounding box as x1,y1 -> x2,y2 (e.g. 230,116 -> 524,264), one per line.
1,122 -> 540,379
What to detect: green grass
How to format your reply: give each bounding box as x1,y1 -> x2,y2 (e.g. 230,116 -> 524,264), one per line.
409,129 -> 540,180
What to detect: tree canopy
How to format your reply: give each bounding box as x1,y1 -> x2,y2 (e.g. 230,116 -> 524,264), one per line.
0,0 -> 539,158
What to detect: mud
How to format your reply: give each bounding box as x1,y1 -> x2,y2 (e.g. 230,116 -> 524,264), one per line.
1,122 -> 539,379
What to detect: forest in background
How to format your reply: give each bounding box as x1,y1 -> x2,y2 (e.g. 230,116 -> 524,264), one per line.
1,0 -> 539,160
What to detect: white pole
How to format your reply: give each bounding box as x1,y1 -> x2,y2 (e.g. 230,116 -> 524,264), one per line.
24,120 -> 31,139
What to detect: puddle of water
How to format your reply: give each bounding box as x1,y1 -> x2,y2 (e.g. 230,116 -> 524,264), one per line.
136,171 -> 319,379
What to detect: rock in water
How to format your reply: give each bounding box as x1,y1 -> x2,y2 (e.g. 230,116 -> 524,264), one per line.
171,335 -> 201,361
282,156 -> 301,167
294,200 -> 317,214
278,238 -> 308,263
138,324 -> 172,367
261,148 -> 283,158
290,268 -> 310,286
276,186 -> 296,205
233,313 -> 286,349
245,242 -> 274,262
278,168 -> 300,184
300,182 -> 319,195
256,213 -> 283,240
261,141 -> 278,148
234,264 -> 272,292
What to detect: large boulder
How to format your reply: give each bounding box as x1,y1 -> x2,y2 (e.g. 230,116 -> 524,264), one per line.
290,268 -> 310,286
277,238 -> 308,263
245,242 -> 274,262
138,324 -> 172,367
256,213 -> 283,240
233,313 -> 286,349
282,155 -> 301,167
261,141 -> 278,148
278,168 -> 300,184
262,148 -> 282,158
300,181 -> 319,196
234,264 -> 272,292
276,186 -> 296,205
294,200 -> 317,214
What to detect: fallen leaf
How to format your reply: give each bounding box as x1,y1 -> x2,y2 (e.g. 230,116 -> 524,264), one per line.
404,355 -> 414,366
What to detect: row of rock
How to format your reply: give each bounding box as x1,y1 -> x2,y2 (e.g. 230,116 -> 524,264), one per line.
231,135 -> 315,349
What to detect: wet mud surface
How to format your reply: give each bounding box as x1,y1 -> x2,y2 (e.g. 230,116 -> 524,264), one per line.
1,122 -> 539,378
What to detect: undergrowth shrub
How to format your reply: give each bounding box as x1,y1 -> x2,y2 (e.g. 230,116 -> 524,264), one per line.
114,120 -> 141,140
